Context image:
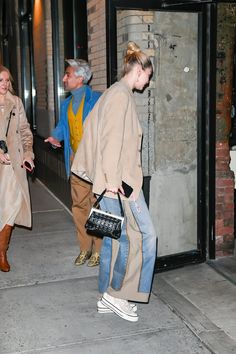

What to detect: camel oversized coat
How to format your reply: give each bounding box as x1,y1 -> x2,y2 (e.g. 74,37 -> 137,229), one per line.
72,79 -> 155,302
71,79 -> 143,200
0,91 -> 34,230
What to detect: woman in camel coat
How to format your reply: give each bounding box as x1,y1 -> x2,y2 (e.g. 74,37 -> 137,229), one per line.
72,42 -> 157,323
0,65 -> 34,272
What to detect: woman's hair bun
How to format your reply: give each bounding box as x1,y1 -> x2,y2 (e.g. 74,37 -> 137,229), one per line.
126,42 -> 141,56
122,41 -> 152,77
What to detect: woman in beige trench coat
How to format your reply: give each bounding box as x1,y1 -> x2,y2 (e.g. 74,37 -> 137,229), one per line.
0,65 -> 34,272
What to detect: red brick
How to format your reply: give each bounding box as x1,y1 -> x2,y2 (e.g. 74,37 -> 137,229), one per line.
224,187 -> 235,194
216,237 -> 224,247
216,179 -> 234,187
224,203 -> 234,210
223,234 -> 234,242
224,194 -> 234,203
216,226 -> 233,235
223,226 -> 234,234
215,219 -> 224,228
216,196 -> 224,203
216,250 -> 233,256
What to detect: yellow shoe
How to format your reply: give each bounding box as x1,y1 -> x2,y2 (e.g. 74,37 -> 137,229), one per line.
74,251 -> 92,266
87,252 -> 100,267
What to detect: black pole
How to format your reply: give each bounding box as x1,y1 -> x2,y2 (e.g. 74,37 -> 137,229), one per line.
207,2 -> 217,259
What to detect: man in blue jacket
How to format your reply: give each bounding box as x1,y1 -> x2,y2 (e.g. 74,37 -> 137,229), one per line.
45,59 -> 102,267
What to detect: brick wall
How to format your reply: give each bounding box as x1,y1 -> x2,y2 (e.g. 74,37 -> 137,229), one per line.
106,9 -> 156,176
87,5 -> 155,175
87,0 -> 107,92
215,143 -> 234,255
215,4 -> 236,256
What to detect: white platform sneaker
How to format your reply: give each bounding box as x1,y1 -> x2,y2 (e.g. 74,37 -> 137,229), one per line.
100,292 -> 138,322
97,299 -> 137,313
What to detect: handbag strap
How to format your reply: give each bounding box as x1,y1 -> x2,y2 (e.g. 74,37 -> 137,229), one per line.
94,189 -> 124,217
5,109 -> 13,137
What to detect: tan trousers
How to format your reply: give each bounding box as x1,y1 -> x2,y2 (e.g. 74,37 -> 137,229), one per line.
70,174 -> 102,253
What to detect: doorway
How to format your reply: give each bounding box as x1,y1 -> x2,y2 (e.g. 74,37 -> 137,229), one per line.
106,0 -> 216,270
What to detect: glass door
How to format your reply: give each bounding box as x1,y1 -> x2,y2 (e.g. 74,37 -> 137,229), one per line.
106,0 -> 216,270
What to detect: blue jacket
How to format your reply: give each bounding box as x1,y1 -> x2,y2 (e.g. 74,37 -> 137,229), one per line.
52,85 -> 101,178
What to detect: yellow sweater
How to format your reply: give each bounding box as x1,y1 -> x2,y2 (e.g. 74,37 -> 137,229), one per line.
68,96 -> 85,153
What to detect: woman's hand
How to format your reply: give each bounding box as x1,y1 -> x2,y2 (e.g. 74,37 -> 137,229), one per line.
107,186 -> 124,194
0,153 -> 11,165
22,158 -> 34,172
106,187 -> 119,194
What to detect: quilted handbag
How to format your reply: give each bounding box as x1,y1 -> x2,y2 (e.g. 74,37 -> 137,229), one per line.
85,189 -> 124,240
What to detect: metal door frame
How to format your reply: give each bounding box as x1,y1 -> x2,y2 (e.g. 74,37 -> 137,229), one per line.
19,0 -> 36,130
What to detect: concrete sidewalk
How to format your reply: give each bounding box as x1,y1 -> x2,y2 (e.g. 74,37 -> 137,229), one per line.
0,179 -> 235,354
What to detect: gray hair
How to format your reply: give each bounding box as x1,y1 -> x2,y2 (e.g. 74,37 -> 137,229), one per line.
65,59 -> 92,84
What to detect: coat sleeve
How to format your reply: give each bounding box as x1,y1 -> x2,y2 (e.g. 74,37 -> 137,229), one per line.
51,103 -> 66,141
100,89 -> 128,189
18,98 -> 34,160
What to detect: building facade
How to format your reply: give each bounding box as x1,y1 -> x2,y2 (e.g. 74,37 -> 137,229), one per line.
0,0 -> 235,270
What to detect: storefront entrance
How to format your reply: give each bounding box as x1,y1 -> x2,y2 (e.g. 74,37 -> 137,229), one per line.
106,0 -> 217,270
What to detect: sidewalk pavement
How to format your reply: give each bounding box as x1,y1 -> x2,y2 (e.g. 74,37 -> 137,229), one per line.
0,178 -> 236,354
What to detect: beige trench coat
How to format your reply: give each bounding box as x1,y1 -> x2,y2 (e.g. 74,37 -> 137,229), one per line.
71,79 -> 143,200
0,91 -> 34,228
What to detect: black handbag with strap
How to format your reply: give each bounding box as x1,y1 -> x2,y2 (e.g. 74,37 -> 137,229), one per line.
85,189 -> 124,240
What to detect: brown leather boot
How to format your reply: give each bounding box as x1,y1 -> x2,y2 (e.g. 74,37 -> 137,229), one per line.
0,224 -> 12,272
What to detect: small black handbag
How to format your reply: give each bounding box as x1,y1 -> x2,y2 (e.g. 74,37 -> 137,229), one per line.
85,189 -> 124,240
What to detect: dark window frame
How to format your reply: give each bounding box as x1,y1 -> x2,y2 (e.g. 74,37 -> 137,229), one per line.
51,0 -> 88,124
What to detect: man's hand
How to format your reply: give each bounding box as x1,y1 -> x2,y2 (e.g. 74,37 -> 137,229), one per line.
44,137 -> 61,148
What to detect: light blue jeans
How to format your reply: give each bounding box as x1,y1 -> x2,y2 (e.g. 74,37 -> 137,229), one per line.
98,190 -> 157,295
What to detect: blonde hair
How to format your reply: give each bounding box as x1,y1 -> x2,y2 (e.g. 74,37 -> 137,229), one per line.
0,65 -> 14,94
121,42 -> 152,77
